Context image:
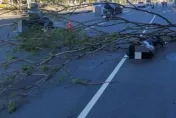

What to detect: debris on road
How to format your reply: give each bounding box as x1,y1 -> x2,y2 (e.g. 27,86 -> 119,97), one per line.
127,36 -> 167,59
72,78 -> 117,85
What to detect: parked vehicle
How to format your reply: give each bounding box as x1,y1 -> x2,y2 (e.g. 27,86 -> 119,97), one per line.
137,2 -> 146,8
93,2 -> 123,16
162,1 -> 167,7
151,3 -> 154,9
146,0 -> 151,6
127,36 -> 167,59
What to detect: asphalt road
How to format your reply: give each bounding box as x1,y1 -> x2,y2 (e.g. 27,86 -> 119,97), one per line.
1,4 -> 176,118
78,4 -> 176,118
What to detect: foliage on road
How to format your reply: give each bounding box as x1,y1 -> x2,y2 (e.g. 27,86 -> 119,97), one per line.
0,0 -> 175,114
8,101 -> 16,113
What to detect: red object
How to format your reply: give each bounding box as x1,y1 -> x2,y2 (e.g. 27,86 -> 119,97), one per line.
67,21 -> 72,32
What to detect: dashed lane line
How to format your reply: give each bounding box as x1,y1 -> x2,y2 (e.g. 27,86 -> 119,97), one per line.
149,15 -> 156,23
77,55 -> 128,118
140,15 -> 156,36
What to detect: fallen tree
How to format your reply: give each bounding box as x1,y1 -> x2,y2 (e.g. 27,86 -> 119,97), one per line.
0,0 -> 175,113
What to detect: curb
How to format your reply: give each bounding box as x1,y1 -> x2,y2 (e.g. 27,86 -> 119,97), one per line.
57,10 -> 92,15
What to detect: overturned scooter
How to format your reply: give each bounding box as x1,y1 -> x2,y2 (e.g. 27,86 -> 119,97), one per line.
18,3 -> 54,33
127,36 -> 167,59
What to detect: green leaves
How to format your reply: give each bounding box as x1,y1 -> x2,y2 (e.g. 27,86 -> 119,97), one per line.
59,76 -> 65,81
40,65 -> 49,72
21,65 -> 33,75
2,61 -> 9,70
7,55 -> 17,60
110,33 -> 119,40
18,28 -> 87,53
8,101 -> 16,113
7,74 -> 17,81
72,78 -> 88,85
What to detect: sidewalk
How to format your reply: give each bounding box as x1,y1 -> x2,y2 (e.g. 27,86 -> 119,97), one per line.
42,5 -> 93,15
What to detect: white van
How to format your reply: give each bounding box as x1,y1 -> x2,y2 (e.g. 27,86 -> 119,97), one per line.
146,0 -> 151,6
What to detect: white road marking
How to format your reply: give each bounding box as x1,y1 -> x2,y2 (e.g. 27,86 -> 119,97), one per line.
77,55 -> 128,118
98,22 -> 106,25
85,28 -> 89,30
54,22 -> 61,24
140,15 -> 156,36
140,29 -> 146,36
125,12 -> 134,16
0,23 -> 14,27
143,30 -> 146,33
85,22 -> 105,30
149,15 -> 156,23
78,14 -> 157,118
85,26 -> 95,30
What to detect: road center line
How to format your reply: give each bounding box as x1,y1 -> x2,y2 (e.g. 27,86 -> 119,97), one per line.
77,55 -> 128,118
78,14 -> 157,118
149,15 -> 156,24
143,30 -> 147,33
141,15 -> 156,35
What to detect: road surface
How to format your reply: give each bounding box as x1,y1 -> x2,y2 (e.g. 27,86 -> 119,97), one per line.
0,4 -> 176,118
